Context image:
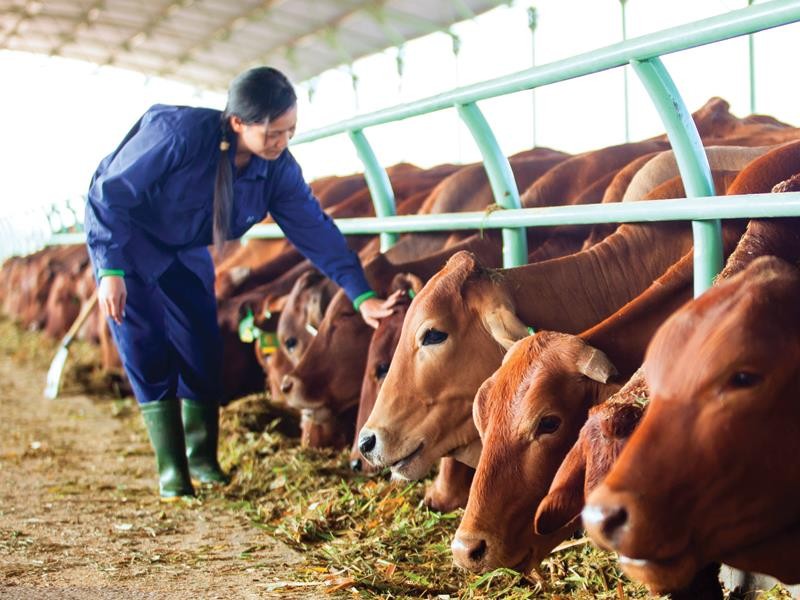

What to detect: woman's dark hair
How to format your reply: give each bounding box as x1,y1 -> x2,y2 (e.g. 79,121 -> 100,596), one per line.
214,66 -> 297,251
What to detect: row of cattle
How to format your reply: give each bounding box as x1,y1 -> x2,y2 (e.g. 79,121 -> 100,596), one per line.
2,96 -> 799,597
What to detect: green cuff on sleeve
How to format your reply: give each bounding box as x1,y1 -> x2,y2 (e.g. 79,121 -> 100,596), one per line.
352,290 -> 377,312
98,268 -> 125,279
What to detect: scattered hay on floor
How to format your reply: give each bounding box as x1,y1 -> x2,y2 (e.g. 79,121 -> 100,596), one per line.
218,395 -> 655,599
2,319 -> 793,599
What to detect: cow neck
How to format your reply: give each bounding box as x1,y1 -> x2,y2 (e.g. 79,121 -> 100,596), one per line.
721,519 -> 800,585
579,218 -> 747,376
502,221 -> 694,335
719,217 -> 800,281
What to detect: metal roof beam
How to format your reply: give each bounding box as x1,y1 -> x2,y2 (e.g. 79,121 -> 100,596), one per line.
50,1 -> 105,57
451,0 -> 476,21
365,3 -> 407,47
105,0 -> 199,67
238,0 -> 377,74
158,0 -> 280,79
0,1 -> 44,47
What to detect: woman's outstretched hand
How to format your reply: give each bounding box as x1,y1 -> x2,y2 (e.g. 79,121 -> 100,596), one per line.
99,275 -> 127,325
358,289 -> 404,329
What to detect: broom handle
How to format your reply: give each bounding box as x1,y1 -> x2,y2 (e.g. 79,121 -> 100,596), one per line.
61,291 -> 99,348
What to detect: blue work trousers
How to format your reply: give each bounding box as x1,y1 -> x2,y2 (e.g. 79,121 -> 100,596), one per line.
109,260 -> 222,405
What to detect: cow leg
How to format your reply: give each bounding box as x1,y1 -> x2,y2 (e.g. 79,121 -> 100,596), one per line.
424,458 -> 475,513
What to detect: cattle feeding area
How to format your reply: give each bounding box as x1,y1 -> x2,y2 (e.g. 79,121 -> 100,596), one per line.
4,97 -> 800,599
0,317 -> 654,599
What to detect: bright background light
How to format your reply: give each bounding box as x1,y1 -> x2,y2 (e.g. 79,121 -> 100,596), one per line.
1,0 -> 798,253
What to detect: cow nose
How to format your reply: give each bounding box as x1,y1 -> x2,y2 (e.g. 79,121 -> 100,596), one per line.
280,375 -> 294,394
582,502 -> 629,548
451,533 -> 488,571
358,431 -> 376,455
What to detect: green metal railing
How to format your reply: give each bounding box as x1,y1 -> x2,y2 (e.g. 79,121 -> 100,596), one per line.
47,0 -> 800,296
283,0 -> 799,296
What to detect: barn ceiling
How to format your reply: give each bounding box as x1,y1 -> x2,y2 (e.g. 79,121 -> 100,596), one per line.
1,0 -> 508,91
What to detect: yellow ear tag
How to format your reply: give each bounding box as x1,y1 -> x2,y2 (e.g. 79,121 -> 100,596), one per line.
259,331 -> 280,355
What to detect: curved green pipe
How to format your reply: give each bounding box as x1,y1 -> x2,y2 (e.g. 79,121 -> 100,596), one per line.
347,129 -> 398,251
456,102 -> 527,267
631,57 -> 722,296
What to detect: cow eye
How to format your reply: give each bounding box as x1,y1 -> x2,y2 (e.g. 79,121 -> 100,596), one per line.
422,329 -> 448,346
284,336 -> 298,351
728,371 -> 762,389
374,362 -> 390,379
536,415 -> 561,436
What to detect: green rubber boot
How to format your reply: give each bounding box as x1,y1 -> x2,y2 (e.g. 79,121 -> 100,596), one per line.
140,399 -> 195,499
181,399 -> 229,485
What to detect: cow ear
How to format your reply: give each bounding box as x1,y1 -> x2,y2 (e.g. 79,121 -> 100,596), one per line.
267,294 -> 287,314
576,345 -> 618,383
306,283 -> 333,329
483,306 -> 529,350
535,444 -> 587,536
405,273 -> 424,294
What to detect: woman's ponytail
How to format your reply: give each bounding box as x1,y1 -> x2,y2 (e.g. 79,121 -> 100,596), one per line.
213,121 -> 233,253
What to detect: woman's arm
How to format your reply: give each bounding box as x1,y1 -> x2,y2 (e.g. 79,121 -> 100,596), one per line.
267,155 -> 372,302
85,111 -> 186,322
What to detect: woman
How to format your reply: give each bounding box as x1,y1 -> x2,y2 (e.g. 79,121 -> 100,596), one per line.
85,66 -> 395,500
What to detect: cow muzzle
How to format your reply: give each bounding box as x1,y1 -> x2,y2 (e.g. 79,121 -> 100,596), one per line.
357,427 -> 428,479
582,487 -> 633,552
282,374 -> 323,410
452,529 -> 534,574
582,485 -> 699,592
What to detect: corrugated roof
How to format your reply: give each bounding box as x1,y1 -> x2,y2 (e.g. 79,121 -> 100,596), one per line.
1,0 -> 507,91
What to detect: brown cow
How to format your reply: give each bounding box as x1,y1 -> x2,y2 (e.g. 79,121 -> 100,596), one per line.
281,233 -> 504,448
583,255 -> 800,592
453,331 -> 622,572
350,273 -> 420,469
537,142 -> 800,537
454,217 -> 741,569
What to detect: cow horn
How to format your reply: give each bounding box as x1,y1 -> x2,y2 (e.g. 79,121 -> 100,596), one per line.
576,346 -> 618,384
483,305 -> 529,350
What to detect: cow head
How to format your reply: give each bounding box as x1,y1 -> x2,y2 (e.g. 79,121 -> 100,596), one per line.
350,273 -> 421,472
535,394 -> 644,537
583,256 -> 800,593
358,251 -> 529,481
452,331 -> 619,573
276,270 -> 335,368
281,287 -> 373,447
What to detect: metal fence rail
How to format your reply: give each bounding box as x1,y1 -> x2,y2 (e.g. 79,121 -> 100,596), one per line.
38,0 -> 800,297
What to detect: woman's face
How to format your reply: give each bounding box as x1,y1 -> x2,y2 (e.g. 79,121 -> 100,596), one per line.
230,104 -> 297,162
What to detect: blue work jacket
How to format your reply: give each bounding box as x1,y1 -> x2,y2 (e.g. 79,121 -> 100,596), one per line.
85,104 -> 371,300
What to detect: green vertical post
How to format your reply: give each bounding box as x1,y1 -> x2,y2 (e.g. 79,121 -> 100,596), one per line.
749,0 -> 757,113
347,129 -> 398,251
631,57 -> 722,296
456,101 -> 528,267
528,6 -> 538,148
620,0 -> 630,142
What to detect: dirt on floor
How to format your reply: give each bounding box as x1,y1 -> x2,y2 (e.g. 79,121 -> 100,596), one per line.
0,352 -> 311,600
